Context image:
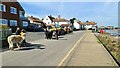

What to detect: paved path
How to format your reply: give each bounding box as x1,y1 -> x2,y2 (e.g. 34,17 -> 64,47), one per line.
65,30 -> 118,66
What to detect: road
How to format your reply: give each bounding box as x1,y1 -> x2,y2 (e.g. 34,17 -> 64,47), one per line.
2,31 -> 86,66
25,32 -> 45,42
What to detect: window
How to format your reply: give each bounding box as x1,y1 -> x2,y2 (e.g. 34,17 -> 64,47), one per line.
0,4 -> 6,12
19,11 -> 24,17
0,19 -> 8,25
22,21 -> 28,27
10,20 -> 17,26
10,7 -> 17,14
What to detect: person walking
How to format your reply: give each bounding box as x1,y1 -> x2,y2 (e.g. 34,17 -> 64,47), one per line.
15,27 -> 21,35
100,29 -> 104,34
20,29 -> 27,47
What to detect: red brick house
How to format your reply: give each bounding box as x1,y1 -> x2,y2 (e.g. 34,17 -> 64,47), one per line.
0,0 -> 29,32
28,16 -> 45,28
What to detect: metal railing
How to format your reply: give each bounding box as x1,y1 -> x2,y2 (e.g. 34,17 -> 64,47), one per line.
0,29 -> 12,40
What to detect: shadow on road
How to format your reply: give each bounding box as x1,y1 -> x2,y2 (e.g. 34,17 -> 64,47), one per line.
59,36 -> 67,40
14,43 -> 46,51
51,36 -> 67,40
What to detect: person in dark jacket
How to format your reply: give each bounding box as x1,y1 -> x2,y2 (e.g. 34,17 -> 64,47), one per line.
20,29 -> 27,47
15,27 -> 21,35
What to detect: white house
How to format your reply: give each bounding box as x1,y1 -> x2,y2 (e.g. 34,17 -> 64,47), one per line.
73,21 -> 84,30
43,15 -> 55,25
43,15 -> 70,27
84,22 -> 96,30
53,15 -> 70,27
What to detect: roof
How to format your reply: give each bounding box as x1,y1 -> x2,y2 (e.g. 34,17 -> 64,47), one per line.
85,22 -> 96,25
17,2 -> 25,11
28,16 -> 43,23
53,18 -> 69,22
60,24 -> 71,27
99,26 -> 105,28
107,26 -> 113,27
77,22 -> 84,25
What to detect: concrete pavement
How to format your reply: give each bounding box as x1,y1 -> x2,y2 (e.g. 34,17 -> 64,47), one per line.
64,30 -> 118,66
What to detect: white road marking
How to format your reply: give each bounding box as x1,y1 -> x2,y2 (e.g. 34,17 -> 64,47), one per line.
57,32 -> 86,66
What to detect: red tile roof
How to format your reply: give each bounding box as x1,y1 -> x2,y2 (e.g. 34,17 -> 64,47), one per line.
28,16 -> 43,23
53,18 -> 69,22
60,24 -> 71,27
86,22 -> 96,25
77,22 -> 84,25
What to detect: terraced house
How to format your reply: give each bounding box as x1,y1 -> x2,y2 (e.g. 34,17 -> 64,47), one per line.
0,0 -> 29,32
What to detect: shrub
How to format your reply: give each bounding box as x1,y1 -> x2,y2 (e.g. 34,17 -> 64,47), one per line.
0,24 -> 11,40
1,24 -> 7,30
97,34 -> 120,64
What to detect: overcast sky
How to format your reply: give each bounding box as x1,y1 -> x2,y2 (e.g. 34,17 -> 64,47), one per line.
19,1 -> 118,27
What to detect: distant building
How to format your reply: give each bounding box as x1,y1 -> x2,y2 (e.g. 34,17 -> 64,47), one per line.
107,26 -> 114,30
28,16 -> 45,28
43,15 -> 70,27
99,26 -> 105,29
84,21 -> 97,30
0,0 -> 29,32
43,15 -> 55,25
73,21 -> 84,30
53,15 -> 70,27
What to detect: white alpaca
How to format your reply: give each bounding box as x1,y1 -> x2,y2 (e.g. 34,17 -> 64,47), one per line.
7,33 -> 26,50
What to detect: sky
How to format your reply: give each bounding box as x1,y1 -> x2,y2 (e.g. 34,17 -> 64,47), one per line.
19,1 -> 118,27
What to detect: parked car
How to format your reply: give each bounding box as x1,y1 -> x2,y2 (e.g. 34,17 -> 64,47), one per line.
27,24 -> 41,31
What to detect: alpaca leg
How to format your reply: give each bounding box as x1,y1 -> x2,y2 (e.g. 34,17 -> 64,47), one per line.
16,43 -> 21,49
8,38 -> 11,49
9,42 -> 14,50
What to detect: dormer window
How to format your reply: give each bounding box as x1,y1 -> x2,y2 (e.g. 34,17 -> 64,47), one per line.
0,4 -> 6,12
10,7 -> 17,14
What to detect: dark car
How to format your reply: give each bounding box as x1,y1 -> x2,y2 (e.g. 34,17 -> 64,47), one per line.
27,24 -> 41,31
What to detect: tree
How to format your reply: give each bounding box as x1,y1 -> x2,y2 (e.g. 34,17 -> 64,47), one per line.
70,18 -> 76,30
86,21 -> 89,22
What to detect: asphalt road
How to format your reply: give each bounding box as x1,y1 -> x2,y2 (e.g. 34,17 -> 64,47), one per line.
2,30 -> 86,66
25,32 -> 45,42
